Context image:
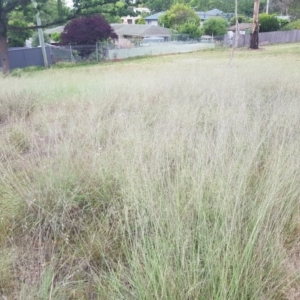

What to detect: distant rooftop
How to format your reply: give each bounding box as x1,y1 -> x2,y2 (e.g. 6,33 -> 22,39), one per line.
45,26 -> 65,35
228,23 -> 253,31
144,12 -> 166,20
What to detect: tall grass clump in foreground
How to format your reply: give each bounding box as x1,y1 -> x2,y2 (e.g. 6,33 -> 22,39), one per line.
0,46 -> 300,299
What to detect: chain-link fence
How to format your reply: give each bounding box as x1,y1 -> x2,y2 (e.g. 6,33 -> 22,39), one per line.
48,36 -> 219,65
50,42 -> 115,63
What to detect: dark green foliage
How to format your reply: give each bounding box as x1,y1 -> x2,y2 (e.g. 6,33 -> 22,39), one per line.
277,18 -> 290,29
145,0 -> 174,12
281,19 -> 300,30
259,14 -> 280,32
8,20 -> 33,47
203,17 -> 228,36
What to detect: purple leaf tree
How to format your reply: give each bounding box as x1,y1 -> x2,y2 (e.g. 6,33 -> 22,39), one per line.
61,15 -> 118,59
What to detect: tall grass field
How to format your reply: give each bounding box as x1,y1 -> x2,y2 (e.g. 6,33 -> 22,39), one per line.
1,44 -> 300,299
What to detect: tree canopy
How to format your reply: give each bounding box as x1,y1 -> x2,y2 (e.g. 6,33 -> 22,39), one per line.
159,3 -> 200,29
61,14 -> 117,45
61,14 -> 117,59
202,17 -> 228,36
144,0 -> 299,17
0,0 -> 68,74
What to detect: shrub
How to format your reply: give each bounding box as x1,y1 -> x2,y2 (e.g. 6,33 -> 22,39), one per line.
51,32 -> 61,42
281,19 -> 300,30
177,22 -> 203,38
277,18 -> 290,29
259,14 -> 280,32
203,17 -> 228,36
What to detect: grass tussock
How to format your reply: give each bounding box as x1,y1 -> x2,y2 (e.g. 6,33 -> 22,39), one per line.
1,44 -> 300,299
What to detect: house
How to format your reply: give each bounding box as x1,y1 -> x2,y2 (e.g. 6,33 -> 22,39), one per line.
121,16 -> 140,24
121,7 -> 151,24
45,26 -> 65,35
145,9 -> 231,26
228,23 -> 253,34
111,24 -> 171,39
197,9 -> 225,21
144,12 -> 166,26
110,24 -> 171,48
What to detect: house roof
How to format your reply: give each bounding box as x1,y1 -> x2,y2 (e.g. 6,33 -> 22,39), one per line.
110,23 -> 124,31
110,24 -> 171,37
206,9 -> 224,15
144,12 -> 166,20
45,26 -> 65,35
228,23 -> 253,31
197,9 -> 226,20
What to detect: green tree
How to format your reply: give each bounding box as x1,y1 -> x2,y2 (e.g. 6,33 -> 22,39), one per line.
137,16 -> 146,24
7,11 -> 34,47
229,14 -> 248,25
0,0 -> 66,74
159,3 -> 200,29
0,0 -> 124,74
259,13 -> 279,32
73,0 -> 135,22
290,0 -> 300,18
177,22 -> 203,38
281,19 -> 300,30
8,19 -> 34,47
145,0 -> 174,12
31,31 -> 51,47
40,0 -> 70,24
203,17 -> 228,35
51,32 -> 61,42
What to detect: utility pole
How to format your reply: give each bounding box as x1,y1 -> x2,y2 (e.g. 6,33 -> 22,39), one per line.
250,0 -> 260,49
266,0 -> 270,14
32,0 -> 49,68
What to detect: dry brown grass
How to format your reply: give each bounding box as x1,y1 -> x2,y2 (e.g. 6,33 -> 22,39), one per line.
1,43 -> 300,299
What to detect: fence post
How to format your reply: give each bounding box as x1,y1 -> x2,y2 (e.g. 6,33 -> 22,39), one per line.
107,40 -> 109,59
70,45 -> 72,62
96,42 -> 99,62
23,48 -> 27,68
